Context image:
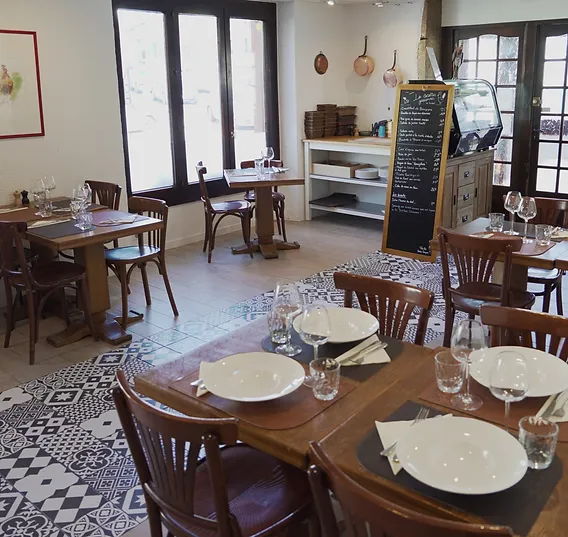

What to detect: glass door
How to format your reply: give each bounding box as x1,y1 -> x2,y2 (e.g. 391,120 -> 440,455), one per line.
530,25 -> 568,197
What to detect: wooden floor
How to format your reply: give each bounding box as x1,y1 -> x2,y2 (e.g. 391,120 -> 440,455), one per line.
0,215 -> 383,392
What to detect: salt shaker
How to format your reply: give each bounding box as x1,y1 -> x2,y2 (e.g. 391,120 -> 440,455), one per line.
13,191 -> 22,207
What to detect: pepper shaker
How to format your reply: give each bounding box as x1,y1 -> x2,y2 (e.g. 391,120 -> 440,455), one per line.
21,190 -> 30,206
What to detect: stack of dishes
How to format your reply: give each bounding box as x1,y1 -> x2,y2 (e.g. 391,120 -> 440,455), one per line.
336,106 -> 357,136
378,165 -> 389,180
355,167 -> 380,180
305,110 -> 325,139
317,104 -> 338,137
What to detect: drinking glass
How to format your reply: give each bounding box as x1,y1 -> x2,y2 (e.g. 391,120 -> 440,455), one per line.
518,416 -> 558,470
535,224 -> 553,246
254,158 -> 265,178
434,349 -> 465,394
488,212 -> 505,232
43,176 -> 56,196
450,319 -> 487,411
299,304 -> 331,387
489,350 -> 529,433
273,282 -> 302,357
69,200 -> 82,220
262,147 -> 275,172
75,211 -> 93,231
267,307 -> 288,345
504,191 -> 522,235
517,196 -> 537,243
31,179 -> 47,216
310,358 -> 340,401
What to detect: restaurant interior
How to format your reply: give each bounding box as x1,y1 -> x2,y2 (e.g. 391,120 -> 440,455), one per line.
2,0 -> 568,535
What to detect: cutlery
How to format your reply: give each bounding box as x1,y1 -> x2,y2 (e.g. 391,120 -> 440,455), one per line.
551,391 -> 568,419
191,378 -> 204,387
541,392 -> 564,419
0,207 -> 27,214
347,341 -> 388,365
381,407 -> 430,461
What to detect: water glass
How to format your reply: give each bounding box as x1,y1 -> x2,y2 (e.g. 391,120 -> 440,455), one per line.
310,358 -> 340,401
268,306 -> 289,345
70,200 -> 82,220
519,416 -> 558,470
254,158 -> 265,178
488,212 -> 505,232
75,211 -> 93,231
273,282 -> 302,357
535,224 -> 553,246
434,350 -> 465,394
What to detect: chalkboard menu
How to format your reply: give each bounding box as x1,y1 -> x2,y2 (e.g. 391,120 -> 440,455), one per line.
382,84 -> 454,261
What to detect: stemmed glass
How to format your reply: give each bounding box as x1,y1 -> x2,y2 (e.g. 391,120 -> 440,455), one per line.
489,351 -> 529,433
272,281 -> 303,357
31,179 -> 47,216
504,191 -> 522,235
262,147 -> 275,173
517,196 -> 537,243
450,319 -> 487,411
43,176 -> 56,197
298,303 -> 331,386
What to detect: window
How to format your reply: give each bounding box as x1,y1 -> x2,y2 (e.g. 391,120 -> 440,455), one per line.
113,0 -> 279,205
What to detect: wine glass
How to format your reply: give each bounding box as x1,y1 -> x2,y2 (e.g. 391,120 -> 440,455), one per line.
262,147 -> 275,173
31,179 -> 47,216
504,191 -> 522,235
517,196 -> 537,243
43,176 -> 56,197
298,303 -> 331,386
489,351 -> 529,433
272,281 -> 303,357
450,319 -> 487,411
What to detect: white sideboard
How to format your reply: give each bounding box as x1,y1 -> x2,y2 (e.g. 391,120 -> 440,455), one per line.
303,137 -> 392,221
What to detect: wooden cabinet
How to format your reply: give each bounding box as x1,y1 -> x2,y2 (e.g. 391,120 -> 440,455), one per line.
441,150 -> 494,229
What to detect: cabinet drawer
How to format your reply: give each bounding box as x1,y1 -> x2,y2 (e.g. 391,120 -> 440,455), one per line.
458,162 -> 476,187
457,183 -> 476,208
456,205 -> 474,226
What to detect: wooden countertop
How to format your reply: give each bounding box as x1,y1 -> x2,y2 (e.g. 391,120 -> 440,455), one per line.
303,136 -> 392,147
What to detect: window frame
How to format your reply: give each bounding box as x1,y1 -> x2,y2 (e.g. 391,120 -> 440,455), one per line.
112,0 -> 279,206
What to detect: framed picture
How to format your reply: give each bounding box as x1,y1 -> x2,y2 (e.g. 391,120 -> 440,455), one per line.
0,29 -> 45,139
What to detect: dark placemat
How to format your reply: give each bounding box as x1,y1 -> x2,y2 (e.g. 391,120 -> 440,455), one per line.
356,401 -> 562,536
261,330 -> 404,382
28,220 -> 92,239
170,365 -> 357,431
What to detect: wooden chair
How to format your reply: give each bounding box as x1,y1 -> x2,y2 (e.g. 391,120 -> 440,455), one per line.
105,196 -> 178,329
197,162 -> 252,263
481,305 -> 568,360
86,179 -> 122,249
308,441 -> 513,537
0,221 -> 96,365
113,370 -> 318,537
240,159 -> 287,242
527,197 -> 568,314
333,272 -> 433,345
438,227 -> 535,347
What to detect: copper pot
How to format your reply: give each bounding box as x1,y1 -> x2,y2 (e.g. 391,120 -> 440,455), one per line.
354,36 -> 374,77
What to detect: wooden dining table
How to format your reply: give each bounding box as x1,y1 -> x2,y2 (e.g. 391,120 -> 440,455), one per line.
1,200 -> 164,346
224,169 -> 304,259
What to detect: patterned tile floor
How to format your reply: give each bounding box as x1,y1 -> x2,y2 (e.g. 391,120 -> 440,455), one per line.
0,249 -> 456,536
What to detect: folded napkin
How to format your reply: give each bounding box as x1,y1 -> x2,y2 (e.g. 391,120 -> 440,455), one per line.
336,335 -> 390,367
96,216 -> 137,226
536,389 -> 568,423
195,362 -> 213,398
269,167 -> 289,173
474,232 -> 494,239
376,414 -> 452,475
552,228 -> 568,240
29,218 -> 71,228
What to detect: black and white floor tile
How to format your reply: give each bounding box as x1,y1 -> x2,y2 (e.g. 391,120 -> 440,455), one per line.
0,249 -> 455,535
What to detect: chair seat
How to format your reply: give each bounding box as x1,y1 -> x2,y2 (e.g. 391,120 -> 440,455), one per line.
31,261 -> 86,286
452,282 -> 535,314
105,245 -> 159,264
212,200 -> 250,213
528,267 -> 562,283
244,191 -> 285,203
165,444 -> 312,537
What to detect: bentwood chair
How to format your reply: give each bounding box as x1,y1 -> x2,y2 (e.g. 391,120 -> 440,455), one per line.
308,441 -> 514,537
196,162 -> 252,263
86,180 -> 122,249
481,305 -> 568,360
113,370 -> 319,537
333,272 -> 434,345
0,221 -> 96,365
526,197 -> 568,314
438,227 -> 535,347
105,197 -> 178,329
240,159 -> 287,242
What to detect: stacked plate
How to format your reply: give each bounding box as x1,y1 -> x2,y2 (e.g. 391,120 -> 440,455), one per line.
305,110 -> 325,139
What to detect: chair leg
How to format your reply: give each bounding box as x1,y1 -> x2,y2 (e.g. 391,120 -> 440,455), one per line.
280,200 -> 288,242
543,283 -> 552,313
118,265 -> 129,330
159,257 -> 179,317
145,493 -> 164,537
79,280 -> 98,341
443,304 -> 455,348
203,212 -> 211,253
556,279 -> 564,316
26,290 -> 36,365
140,263 -> 152,306
275,202 -> 282,236
240,213 -> 253,259
208,216 -> 218,263
3,282 -> 14,349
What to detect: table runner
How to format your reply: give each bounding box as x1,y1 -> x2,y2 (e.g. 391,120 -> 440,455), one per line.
356,401 -> 562,536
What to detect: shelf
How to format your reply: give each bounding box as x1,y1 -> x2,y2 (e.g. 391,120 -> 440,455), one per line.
310,174 -> 388,188
309,201 -> 385,221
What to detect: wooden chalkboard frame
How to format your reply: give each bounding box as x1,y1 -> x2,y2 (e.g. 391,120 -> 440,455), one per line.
382,83 -> 455,262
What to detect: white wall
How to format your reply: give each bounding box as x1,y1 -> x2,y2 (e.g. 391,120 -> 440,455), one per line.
442,0 -> 568,27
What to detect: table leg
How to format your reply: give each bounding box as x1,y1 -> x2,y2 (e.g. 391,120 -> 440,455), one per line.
493,262 -> 528,291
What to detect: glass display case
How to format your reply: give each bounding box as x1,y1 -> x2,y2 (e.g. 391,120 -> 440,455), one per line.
445,78 -> 503,157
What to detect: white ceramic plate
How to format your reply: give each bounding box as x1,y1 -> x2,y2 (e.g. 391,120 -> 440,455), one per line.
470,346 -> 568,397
293,307 -> 379,344
396,417 -> 528,495
200,352 -> 305,402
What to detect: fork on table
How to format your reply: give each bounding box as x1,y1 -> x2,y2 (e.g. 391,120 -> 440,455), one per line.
380,407 -> 430,463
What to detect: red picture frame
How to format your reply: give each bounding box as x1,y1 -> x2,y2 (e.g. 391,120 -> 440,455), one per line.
0,29 -> 45,139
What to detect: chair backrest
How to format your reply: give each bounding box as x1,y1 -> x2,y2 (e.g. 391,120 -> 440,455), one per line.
308,441 -> 514,537
196,161 -> 213,211
86,180 -> 122,210
333,272 -> 433,345
113,370 -> 241,537
481,305 -> 568,359
128,196 -> 168,252
534,197 -> 568,227
0,220 -> 32,287
437,227 -> 523,305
